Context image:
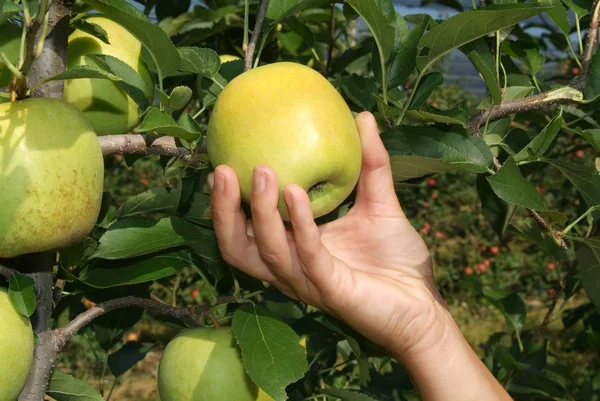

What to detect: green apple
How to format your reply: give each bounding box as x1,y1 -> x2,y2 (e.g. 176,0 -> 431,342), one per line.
0,98 -> 104,258
0,288 -> 34,401
0,22 -> 22,87
64,16 -> 154,135
158,327 -> 270,401
207,62 -> 362,220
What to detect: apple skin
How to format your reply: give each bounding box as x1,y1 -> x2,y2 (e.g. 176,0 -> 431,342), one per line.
0,288 -> 34,401
158,327 -> 269,401
207,62 -> 362,220
0,22 -> 21,88
64,16 -> 154,135
0,98 -> 104,258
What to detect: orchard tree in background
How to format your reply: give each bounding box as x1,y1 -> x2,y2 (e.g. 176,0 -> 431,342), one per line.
0,0 -> 599,400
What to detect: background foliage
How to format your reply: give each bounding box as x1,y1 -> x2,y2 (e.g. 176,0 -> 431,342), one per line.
1,0 -> 600,400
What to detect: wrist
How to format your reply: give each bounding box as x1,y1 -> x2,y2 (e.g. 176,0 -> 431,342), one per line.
392,303 -> 512,401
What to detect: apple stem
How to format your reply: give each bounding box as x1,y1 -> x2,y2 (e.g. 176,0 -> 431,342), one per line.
244,0 -> 270,71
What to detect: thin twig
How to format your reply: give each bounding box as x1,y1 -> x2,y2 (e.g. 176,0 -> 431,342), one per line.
59,297 -> 200,342
244,0 -> 270,71
574,0 -> 600,89
325,1 -> 337,76
59,295 -> 240,345
528,210 -> 568,249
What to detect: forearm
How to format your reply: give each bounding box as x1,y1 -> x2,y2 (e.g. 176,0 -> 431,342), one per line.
394,308 -> 513,401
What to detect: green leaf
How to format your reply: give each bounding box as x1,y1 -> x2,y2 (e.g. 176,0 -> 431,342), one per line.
502,40 -> 544,74
574,237 -> 600,309
47,370 -> 104,401
266,0 -> 328,27
409,72 -> 443,110
477,174 -> 514,237
81,0 -> 180,79
87,54 -> 150,108
108,342 -> 154,377
335,74 -> 378,111
320,316 -> 371,384
417,4 -> 551,70
577,129 -> 600,152
540,0 -> 571,36
462,39 -> 502,105
232,304 -> 307,401
387,16 -> 430,89
483,287 -> 527,333
584,49 -> 600,100
545,159 -> 600,209
35,65 -> 124,87
70,19 -> 110,44
403,106 -> 468,127
116,186 -> 182,218
561,0 -> 588,16
382,125 -> 494,181
80,250 -> 193,288
486,158 -> 547,210
164,85 -> 193,111
513,112 -> 563,162
323,388 -> 381,401
93,216 -> 216,260
0,1 -> 20,24
177,47 -> 220,78
8,275 -> 36,318
136,107 -> 201,142
346,0 -> 396,68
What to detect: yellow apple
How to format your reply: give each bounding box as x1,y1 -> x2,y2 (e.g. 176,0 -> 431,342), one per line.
0,22 -> 22,87
0,98 -> 104,258
158,327 -> 264,401
0,288 -> 34,401
207,62 -> 362,220
64,16 -> 154,135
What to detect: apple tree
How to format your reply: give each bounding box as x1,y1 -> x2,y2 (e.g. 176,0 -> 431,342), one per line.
0,0 -> 599,400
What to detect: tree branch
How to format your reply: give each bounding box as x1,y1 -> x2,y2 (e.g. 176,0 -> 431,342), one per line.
325,0 -> 337,76
574,0 -> 600,89
60,297 -> 200,342
58,295 -> 241,348
0,263 -> 20,280
99,134 -> 205,161
18,252 -> 58,401
244,0 -> 270,71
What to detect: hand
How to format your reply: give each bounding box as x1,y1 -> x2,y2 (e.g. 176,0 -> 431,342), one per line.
208,112 -> 446,358
209,112 -> 513,401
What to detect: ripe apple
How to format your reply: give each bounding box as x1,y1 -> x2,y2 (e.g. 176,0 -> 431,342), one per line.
64,16 -> 154,135
207,62 -> 362,220
0,288 -> 34,401
0,22 -> 21,88
158,327 -> 271,401
0,98 -> 104,258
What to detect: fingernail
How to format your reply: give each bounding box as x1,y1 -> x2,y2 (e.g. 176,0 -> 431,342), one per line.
213,171 -> 225,193
283,189 -> 293,210
207,173 -> 215,191
253,168 -> 267,193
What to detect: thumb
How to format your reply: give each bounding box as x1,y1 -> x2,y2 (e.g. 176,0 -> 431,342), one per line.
352,112 -> 403,214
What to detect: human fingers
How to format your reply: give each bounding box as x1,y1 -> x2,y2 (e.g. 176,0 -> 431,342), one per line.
250,165 -> 298,283
283,184 -> 336,292
352,112 -> 403,215
209,165 -> 275,282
